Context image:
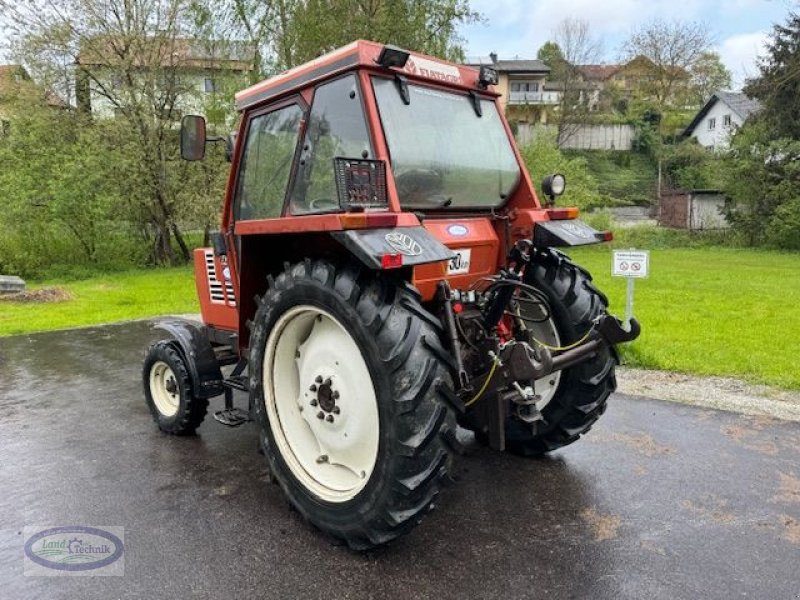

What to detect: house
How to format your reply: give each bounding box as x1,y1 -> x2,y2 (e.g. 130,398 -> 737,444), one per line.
683,91 -> 762,150
0,65 -> 68,132
76,38 -> 255,120
466,54 -> 560,124
577,56 -> 690,108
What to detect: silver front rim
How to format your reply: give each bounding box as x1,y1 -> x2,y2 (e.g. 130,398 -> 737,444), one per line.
518,296 -> 562,412
263,305 -> 379,503
149,361 -> 180,417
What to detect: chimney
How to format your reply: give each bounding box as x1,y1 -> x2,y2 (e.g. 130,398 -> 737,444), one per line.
489,52 -> 498,64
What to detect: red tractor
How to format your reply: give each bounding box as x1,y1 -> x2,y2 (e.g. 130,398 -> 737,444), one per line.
143,41 -> 639,549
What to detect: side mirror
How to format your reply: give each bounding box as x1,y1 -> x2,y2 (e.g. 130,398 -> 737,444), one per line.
180,115 -> 206,161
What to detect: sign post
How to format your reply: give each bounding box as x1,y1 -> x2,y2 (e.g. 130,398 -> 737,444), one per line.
612,249 -> 649,326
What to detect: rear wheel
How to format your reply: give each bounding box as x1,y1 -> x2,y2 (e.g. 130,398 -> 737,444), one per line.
249,261 -> 456,549
504,249 -> 617,456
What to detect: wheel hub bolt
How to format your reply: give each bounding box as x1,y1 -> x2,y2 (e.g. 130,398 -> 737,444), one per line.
333,390 -> 340,400
316,455 -> 328,463
332,406 -> 340,414
310,398 -> 318,407
309,384 -> 317,392
326,415 -> 334,423
315,375 -> 323,384
316,411 -> 324,420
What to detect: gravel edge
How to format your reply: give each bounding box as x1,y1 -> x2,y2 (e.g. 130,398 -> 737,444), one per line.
616,367 -> 800,422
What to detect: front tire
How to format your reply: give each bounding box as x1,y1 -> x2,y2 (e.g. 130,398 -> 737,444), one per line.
143,341 -> 209,435
504,248 -> 617,456
249,261 -> 456,549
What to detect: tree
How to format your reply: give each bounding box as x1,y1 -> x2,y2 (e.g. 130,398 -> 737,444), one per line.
721,123 -> 800,247
623,20 -> 713,108
215,0 -> 478,76
744,12 -> 800,140
548,18 -> 603,147
689,51 -> 732,104
536,40 -> 565,69
2,0 -> 212,265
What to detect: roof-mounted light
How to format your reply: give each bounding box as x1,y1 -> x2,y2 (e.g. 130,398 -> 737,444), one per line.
376,45 -> 410,69
478,65 -> 499,88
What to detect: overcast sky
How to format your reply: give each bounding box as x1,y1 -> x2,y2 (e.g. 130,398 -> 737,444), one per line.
461,0 -> 796,88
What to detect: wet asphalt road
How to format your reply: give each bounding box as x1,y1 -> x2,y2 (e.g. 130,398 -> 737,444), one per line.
0,320 -> 799,600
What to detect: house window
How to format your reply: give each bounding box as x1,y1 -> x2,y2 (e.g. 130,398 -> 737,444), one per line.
204,78 -> 217,93
708,118 -> 716,130
511,83 -> 520,92
723,114 -> 732,127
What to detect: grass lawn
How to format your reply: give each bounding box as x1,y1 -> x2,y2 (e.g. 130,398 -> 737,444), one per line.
569,245 -> 800,390
2,246 -> 799,390
0,267 -> 198,337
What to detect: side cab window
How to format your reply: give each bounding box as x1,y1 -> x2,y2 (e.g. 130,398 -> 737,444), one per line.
235,103 -> 303,220
290,74 -> 373,214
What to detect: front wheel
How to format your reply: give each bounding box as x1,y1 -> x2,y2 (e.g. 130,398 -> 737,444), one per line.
143,341 -> 208,435
249,261 -> 457,549
503,248 -> 617,456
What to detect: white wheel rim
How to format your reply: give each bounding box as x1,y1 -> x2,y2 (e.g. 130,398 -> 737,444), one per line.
150,361 -> 180,417
518,296 -> 562,412
263,305 -> 379,503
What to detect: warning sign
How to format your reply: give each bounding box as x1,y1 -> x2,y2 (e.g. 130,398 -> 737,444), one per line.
613,250 -> 649,278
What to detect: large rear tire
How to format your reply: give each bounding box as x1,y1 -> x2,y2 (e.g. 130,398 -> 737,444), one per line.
249,261 -> 457,549
504,248 -> 617,456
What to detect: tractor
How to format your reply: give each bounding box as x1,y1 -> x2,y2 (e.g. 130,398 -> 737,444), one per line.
142,41 -> 640,550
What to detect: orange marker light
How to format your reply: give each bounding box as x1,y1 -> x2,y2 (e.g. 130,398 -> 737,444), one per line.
548,207 -> 580,220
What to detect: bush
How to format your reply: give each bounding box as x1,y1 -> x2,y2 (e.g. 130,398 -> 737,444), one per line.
519,127 -> 605,210
766,198 -> 800,250
662,139 -> 724,191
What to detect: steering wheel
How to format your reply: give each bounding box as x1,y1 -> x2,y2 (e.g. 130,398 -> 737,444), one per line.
308,198 -> 339,212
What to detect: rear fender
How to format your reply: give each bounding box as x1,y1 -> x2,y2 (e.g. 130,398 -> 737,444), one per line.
533,219 -> 609,247
331,226 -> 455,269
152,319 -> 224,399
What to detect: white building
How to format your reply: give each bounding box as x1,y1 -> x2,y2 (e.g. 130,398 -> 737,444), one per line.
76,38 -> 254,121
683,91 -> 761,150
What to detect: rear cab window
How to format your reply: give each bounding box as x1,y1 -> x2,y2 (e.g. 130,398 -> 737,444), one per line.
290,74 -> 373,214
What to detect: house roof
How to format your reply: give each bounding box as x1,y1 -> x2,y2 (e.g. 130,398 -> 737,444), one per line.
683,91 -> 762,136
466,57 -> 550,74
577,64 -> 620,81
0,64 -> 68,108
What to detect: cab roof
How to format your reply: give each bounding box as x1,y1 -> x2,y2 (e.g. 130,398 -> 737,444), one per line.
234,40 -> 493,112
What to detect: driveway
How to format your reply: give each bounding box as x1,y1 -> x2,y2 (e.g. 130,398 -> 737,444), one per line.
0,321 -> 798,599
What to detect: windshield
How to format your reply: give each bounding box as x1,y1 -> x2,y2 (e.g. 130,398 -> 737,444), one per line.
372,77 -> 521,210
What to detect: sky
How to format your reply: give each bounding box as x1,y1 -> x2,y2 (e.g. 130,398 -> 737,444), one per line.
460,0 -> 797,88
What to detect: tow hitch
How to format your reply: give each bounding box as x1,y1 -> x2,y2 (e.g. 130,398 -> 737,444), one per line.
505,314 -> 641,382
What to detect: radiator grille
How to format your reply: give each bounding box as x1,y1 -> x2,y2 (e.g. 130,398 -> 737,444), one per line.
205,249 -> 236,307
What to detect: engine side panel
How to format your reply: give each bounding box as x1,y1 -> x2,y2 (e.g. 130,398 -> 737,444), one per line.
194,248 -> 239,331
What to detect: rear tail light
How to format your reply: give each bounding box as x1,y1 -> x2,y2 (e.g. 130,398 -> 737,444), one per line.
598,230 -> 614,242
381,253 -> 403,269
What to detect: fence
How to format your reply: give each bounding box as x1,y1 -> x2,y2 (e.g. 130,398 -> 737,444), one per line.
517,123 -> 635,151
